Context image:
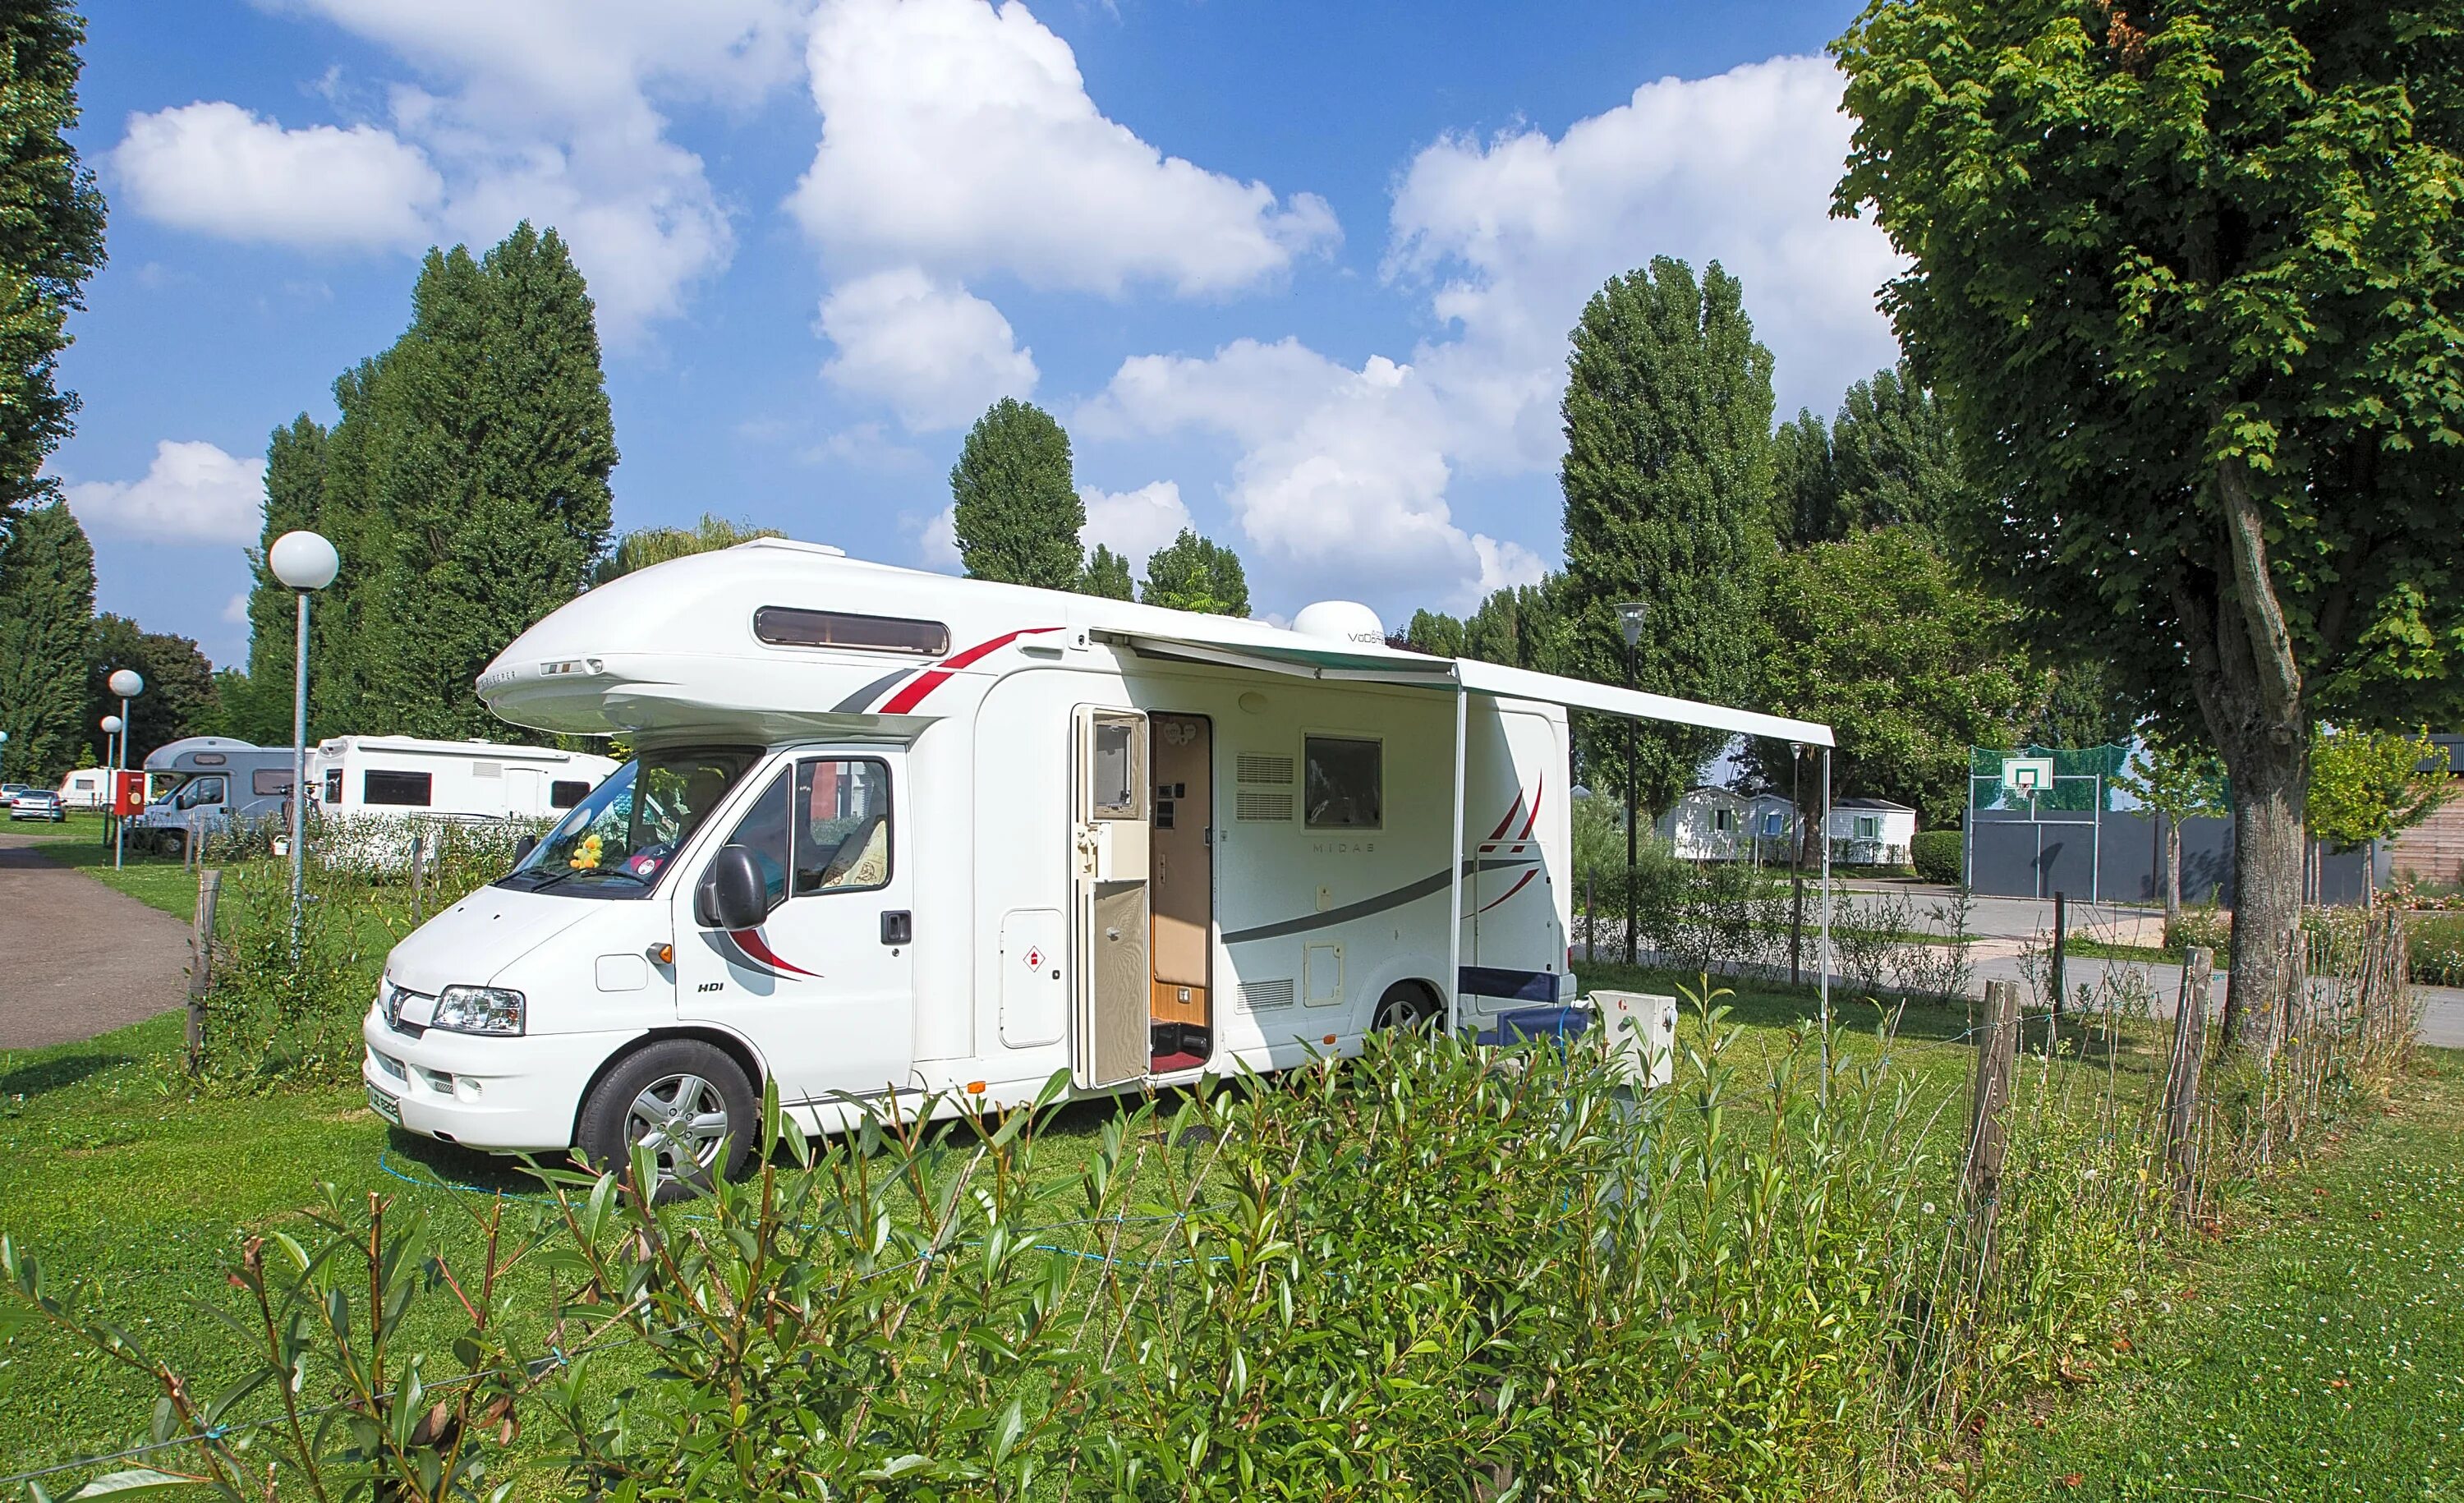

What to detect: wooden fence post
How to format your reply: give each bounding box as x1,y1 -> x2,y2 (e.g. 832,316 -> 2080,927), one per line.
409,831 -> 426,923
186,867 -> 222,1073
2049,890 -> 2068,1018
2163,945 -> 2213,1216
1965,978 -> 2021,1254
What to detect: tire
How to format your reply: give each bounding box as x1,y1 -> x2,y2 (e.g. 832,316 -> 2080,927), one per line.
1372,981 -> 1439,1034
575,1039 -> 759,1202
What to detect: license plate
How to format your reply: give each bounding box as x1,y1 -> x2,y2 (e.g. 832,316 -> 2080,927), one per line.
366,1083 -> 403,1125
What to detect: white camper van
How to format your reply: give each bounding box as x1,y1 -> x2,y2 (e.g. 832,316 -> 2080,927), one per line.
311,736 -> 617,824
362,540 -> 1832,1186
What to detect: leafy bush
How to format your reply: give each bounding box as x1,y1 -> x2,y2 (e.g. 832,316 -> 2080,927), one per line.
2166,902 -> 2233,960
11,986 -> 2177,1501
194,815 -> 544,1087
2407,910 -> 2464,986
1911,829 -> 1962,885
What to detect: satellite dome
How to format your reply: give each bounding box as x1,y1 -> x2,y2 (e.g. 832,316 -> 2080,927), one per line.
1292,600 -> 1386,646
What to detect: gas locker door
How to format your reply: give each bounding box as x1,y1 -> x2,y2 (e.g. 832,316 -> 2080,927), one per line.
675,751 -> 916,1107
1073,707 -> 1149,1089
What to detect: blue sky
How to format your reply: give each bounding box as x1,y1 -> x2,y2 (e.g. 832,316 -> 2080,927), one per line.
53,0 -> 1900,669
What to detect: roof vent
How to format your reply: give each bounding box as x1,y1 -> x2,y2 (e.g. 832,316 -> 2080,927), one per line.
740,537 -> 848,558
1291,600 -> 1386,646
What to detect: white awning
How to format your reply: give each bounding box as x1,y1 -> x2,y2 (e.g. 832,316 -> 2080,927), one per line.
1108,631 -> 1834,747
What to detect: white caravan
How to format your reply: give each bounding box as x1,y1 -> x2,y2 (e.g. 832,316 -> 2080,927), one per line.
361,540 -> 1832,1185
310,736 -> 618,824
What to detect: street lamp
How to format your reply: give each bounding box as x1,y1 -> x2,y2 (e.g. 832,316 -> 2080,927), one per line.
269,529 -> 339,956
107,670 -> 144,870
1613,600 -> 1648,965
99,715 -> 122,848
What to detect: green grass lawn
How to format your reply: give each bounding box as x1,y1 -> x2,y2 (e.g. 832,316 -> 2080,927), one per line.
2,948 -> 2453,1496
1982,1048 -> 2464,1501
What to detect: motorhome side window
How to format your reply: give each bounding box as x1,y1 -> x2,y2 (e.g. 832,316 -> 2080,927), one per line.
323,770 -> 342,802
794,759 -> 891,894
364,770 -> 433,807
549,779 -> 589,809
1303,736 -> 1381,829
752,607 -> 949,656
1089,717 -> 1142,820
255,770 -> 292,797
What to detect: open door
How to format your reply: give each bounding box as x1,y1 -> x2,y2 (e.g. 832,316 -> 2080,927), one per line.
1073,707 -> 1150,1089
1147,714 -> 1213,1071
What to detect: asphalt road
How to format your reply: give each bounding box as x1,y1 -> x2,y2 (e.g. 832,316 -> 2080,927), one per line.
0,831 -> 192,1050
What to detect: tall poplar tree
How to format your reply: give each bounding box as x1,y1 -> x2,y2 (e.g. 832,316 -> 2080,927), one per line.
0,501 -> 94,780
949,399 -> 1084,590
1078,543 -> 1134,600
1560,258 -> 1775,816
0,1 -> 105,543
365,225 -> 616,736
223,413 -> 329,744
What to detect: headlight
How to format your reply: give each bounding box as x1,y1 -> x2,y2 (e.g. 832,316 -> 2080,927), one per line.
433,985 -> 526,1036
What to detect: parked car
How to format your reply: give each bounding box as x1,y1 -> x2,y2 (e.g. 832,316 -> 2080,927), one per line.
0,783 -> 30,808
8,788 -> 66,821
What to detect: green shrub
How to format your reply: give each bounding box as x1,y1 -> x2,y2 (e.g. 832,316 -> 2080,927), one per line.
1911,829 -> 1962,885
2408,909 -> 2464,986
2166,902 -> 2233,960
15,986 -> 2177,1501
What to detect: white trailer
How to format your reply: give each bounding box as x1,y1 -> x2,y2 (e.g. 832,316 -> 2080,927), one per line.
310,736 -> 617,824
361,540 -> 1832,1188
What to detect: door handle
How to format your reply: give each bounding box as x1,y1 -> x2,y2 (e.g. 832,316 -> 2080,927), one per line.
880,911 -> 913,945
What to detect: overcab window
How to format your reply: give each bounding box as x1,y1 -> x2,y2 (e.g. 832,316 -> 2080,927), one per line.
753,607 -> 948,656
1304,736 -> 1381,829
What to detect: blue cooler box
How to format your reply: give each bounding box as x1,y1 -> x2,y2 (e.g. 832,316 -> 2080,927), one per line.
1474,1004 -> 1592,1048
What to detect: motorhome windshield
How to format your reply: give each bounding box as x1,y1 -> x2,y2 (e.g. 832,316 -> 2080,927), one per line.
497,748 -> 759,899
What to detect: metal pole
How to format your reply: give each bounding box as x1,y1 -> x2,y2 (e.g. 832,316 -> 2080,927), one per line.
1446,682 -> 1467,1036
288,590 -> 310,960
1819,745 -> 1833,1103
1623,637 -> 1638,966
2090,773 -> 2103,903
113,696 -> 128,870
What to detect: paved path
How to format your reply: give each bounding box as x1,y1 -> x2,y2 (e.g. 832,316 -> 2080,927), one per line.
0,832 -> 191,1050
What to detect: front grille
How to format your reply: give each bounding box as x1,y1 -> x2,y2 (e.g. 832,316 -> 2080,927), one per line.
384,985 -> 430,1039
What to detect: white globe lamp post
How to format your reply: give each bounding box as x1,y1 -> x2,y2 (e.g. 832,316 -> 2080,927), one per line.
269,531 -> 339,954
99,715 -> 123,848
105,671 -> 145,869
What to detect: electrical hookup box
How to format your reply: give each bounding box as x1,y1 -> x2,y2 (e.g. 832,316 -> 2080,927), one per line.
1593,991 -> 1677,1088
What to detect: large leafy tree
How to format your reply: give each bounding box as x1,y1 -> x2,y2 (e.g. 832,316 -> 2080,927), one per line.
1140,529 -> 1250,616
1078,543 -> 1134,601
1769,408 -> 1839,546
1745,526 -> 2043,829
85,614 -> 216,767
0,2 -> 104,543
1401,609 -> 1466,658
1561,258 -> 1775,816
0,500 -> 92,780
220,413 -> 330,745
1838,1 -> 2464,1045
949,398 -> 1083,591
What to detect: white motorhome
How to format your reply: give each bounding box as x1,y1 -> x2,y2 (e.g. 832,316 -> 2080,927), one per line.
310,736 -> 618,824
362,540 -> 1832,1188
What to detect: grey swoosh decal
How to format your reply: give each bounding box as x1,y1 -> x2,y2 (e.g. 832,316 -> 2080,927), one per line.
833,666 -> 918,713
1222,857 -> 1538,945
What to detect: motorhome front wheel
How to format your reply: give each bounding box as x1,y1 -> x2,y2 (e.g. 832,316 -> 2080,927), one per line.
576,1040 -> 758,1202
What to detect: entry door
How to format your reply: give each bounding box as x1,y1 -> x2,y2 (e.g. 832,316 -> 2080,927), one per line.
1073,708 -> 1150,1088
674,750 -> 915,1107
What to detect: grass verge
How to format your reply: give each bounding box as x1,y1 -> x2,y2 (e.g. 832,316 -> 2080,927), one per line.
1981,1047 -> 2464,1501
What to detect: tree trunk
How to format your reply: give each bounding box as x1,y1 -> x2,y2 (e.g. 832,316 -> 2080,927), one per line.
2219,730 -> 2307,1052
2163,812 -> 2183,931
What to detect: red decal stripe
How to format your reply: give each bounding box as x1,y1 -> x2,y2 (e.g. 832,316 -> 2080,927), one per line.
876,627 -> 1063,715
1485,795 -> 1523,843
1476,869 -> 1538,914
1516,777 -> 1546,840
729,927 -> 821,978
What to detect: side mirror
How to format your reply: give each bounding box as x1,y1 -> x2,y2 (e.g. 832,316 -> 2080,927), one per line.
511,834 -> 539,867
696,844 -> 768,931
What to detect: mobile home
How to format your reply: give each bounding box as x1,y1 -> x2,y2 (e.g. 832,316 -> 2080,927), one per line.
125,737 -> 295,853
310,736 -> 617,824
57,766 -> 177,811
362,540 -> 1832,1188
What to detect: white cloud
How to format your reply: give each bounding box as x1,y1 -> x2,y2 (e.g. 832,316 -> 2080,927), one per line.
111,102 -> 443,250
222,593 -> 250,624
1387,54 -> 1903,450
1083,339 -> 1541,611
1078,480 -> 1191,573
817,269 -> 1037,430
915,502 -> 960,571
1077,57 -> 1892,615
113,2 -> 814,338
790,0 -> 1336,296
65,441 -> 265,545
